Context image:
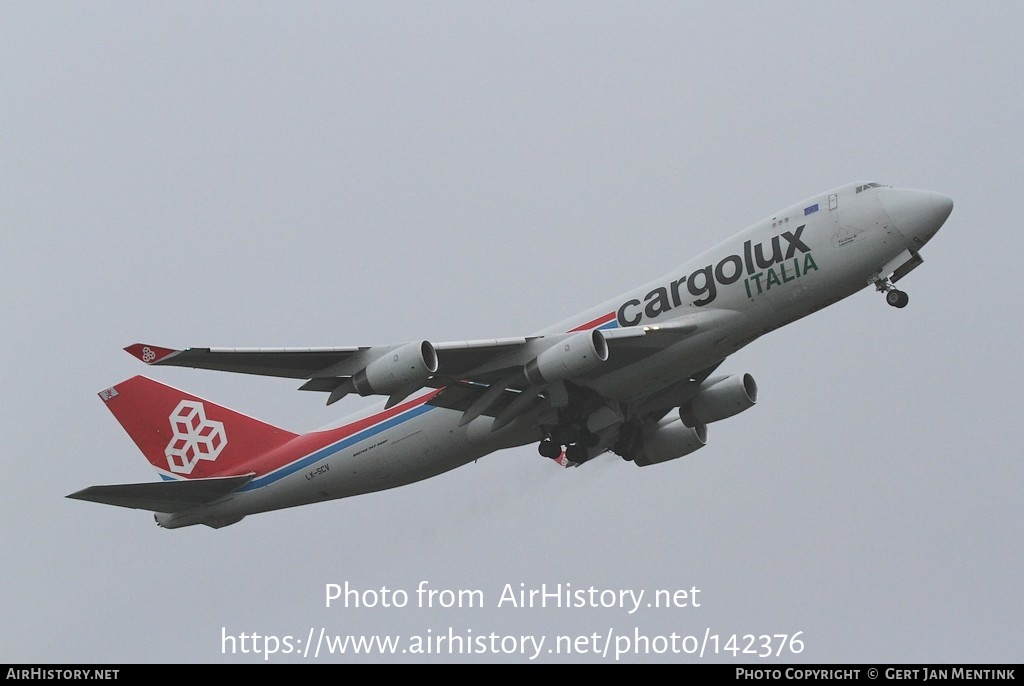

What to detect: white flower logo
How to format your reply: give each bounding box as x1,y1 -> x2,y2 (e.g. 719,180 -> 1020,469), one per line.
164,400 -> 228,474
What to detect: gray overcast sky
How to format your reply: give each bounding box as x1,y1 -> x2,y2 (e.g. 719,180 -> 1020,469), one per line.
3,1 -> 1021,663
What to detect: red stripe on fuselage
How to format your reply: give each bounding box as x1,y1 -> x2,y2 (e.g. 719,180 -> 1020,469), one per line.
569,312 -> 616,332
229,388 -> 444,477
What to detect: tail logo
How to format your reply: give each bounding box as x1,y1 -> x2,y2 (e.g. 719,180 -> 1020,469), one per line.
141,346 -> 157,363
164,400 -> 228,474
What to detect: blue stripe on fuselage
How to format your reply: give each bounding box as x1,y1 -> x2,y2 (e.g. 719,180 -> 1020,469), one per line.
239,402 -> 437,491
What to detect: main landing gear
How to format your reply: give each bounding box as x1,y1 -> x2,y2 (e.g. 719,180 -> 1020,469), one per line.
875,278 -> 909,309
536,384 -> 604,464
538,427 -> 599,464
538,439 -> 562,459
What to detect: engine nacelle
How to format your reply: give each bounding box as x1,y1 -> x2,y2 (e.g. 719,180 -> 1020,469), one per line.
524,330 -> 609,385
634,419 -> 708,467
679,373 -> 757,427
352,341 -> 438,396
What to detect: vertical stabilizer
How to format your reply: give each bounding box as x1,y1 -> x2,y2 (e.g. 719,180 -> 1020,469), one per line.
98,376 -> 298,478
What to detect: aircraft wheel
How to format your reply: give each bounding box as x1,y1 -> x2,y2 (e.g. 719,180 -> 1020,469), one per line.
886,289 -> 909,308
565,444 -> 588,463
538,440 -> 562,459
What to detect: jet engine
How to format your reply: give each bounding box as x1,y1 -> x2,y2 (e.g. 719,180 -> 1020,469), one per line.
633,418 -> 708,467
351,341 -> 438,396
524,330 -> 609,385
679,373 -> 757,427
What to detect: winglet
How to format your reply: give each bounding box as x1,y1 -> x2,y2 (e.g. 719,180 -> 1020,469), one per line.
124,343 -> 178,364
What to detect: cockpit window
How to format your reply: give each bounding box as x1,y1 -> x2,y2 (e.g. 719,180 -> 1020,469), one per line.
856,182 -> 884,193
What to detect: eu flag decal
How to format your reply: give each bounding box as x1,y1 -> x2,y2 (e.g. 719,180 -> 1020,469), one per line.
804,203 -> 819,216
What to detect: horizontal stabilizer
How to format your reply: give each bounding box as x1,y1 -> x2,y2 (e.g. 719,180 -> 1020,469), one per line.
67,474 -> 254,513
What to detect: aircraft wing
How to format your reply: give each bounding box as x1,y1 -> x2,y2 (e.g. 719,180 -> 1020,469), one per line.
124,343 -> 369,379
125,340 -> 536,381
125,310 -> 740,416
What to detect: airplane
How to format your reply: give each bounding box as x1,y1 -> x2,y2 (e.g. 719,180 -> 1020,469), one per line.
68,181 -> 953,529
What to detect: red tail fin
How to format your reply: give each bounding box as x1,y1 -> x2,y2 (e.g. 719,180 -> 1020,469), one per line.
98,376 -> 299,479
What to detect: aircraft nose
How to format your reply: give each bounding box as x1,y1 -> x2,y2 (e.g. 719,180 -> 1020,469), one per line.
879,188 -> 954,247
932,192 -> 954,226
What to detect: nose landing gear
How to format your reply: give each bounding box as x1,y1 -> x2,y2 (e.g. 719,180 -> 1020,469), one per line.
875,278 -> 909,308
885,289 -> 909,308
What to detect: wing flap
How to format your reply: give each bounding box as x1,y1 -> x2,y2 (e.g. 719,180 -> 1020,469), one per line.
427,381 -> 520,417
66,474 -> 255,513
